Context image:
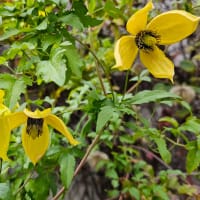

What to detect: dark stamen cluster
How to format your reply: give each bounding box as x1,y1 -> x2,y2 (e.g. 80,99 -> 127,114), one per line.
26,117 -> 44,138
135,30 -> 160,51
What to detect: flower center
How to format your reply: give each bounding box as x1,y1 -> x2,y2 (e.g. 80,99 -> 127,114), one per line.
26,117 -> 44,139
135,30 -> 159,51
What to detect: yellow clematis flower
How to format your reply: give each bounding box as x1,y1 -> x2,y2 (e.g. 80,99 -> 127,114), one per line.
8,108 -> 79,165
113,0 -> 200,82
0,90 -> 11,161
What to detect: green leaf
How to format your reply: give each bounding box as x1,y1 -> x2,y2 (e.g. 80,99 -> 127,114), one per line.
59,154 -> 75,189
129,90 -> 181,105
154,137 -> 171,163
0,56 -> 6,64
152,185 -> 169,200
186,148 -> 200,173
180,100 -> 192,112
128,187 -> 140,200
177,184 -> 197,195
37,47 -> 67,86
104,0 -> 122,18
65,45 -> 82,78
159,117 -> 179,128
41,34 -> 62,51
37,60 -> 66,86
106,168 -> 118,179
0,182 -> 11,200
73,1 -> 102,27
0,74 -> 31,109
58,13 -> 84,30
180,60 -> 196,73
0,29 -> 20,41
96,106 -> 115,132
179,117 -> 200,134
36,18 -> 48,30
88,0 -> 96,14
27,0 -> 35,7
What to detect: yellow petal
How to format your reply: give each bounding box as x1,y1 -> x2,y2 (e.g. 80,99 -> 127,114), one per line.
147,10 -> 200,44
126,0 -> 153,35
0,116 -> 10,161
22,121 -> 50,165
0,104 -> 10,116
45,114 -> 79,145
113,36 -> 138,71
140,46 -> 174,82
24,108 -> 51,119
0,90 -> 5,104
8,112 -> 27,130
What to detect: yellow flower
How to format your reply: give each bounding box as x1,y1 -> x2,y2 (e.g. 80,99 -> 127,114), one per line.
0,90 -> 11,161
38,10 -> 46,17
8,108 -> 79,165
113,0 -> 200,81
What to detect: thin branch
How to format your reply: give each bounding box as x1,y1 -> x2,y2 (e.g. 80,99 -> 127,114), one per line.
14,170 -> 35,195
74,37 -> 107,96
51,127 -> 104,200
132,145 -> 172,169
121,70 -> 130,102
0,158 -> 2,174
165,137 -> 185,148
126,80 -> 142,93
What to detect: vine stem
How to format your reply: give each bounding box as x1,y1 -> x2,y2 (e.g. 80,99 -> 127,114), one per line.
0,158 -> 2,174
132,145 -> 172,169
51,128 -> 104,200
126,79 -> 142,93
14,171 -> 34,195
121,70 -> 130,102
74,37 -> 107,96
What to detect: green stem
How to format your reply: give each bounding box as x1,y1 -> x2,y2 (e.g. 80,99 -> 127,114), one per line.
74,37 -> 107,95
5,65 -> 16,74
74,113 -> 87,135
121,70 -> 130,101
165,137 -> 185,148
0,158 -> 2,174
126,79 -> 142,93
14,170 -> 34,195
95,61 -> 107,96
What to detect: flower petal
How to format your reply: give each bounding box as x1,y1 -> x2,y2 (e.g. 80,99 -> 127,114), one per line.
45,114 -> 79,145
126,0 -> 153,35
24,108 -> 51,119
0,90 -> 5,104
0,117 -> 10,161
113,36 -> 138,71
0,104 -> 10,115
22,121 -> 50,165
140,46 -> 174,82
8,112 -> 27,130
147,10 -> 200,44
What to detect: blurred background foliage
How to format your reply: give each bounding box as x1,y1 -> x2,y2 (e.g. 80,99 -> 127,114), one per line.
0,0 -> 200,199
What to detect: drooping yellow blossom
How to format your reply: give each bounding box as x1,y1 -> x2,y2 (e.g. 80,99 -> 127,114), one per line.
8,108 -> 79,165
0,90 -> 11,161
113,0 -> 200,81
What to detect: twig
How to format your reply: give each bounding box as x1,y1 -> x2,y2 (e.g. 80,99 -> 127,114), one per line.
74,37 -> 107,96
132,145 -> 172,169
0,158 -> 2,174
51,128 -> 104,200
14,170 -> 35,195
121,70 -> 130,101
165,137 -> 185,148
126,80 -> 142,93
